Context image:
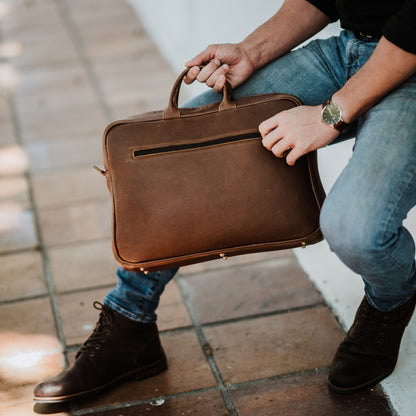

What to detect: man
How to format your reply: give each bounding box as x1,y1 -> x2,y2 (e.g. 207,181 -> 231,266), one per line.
34,0 -> 416,402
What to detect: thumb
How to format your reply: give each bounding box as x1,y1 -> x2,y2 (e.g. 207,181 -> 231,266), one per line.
185,45 -> 215,67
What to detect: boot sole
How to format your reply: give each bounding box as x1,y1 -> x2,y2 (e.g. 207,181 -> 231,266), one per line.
327,368 -> 394,395
33,356 -> 168,404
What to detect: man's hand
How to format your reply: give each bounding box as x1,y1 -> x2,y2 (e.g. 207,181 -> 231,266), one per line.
184,43 -> 256,92
259,105 -> 340,165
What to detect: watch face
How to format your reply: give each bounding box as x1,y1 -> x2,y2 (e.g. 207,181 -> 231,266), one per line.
322,103 -> 342,126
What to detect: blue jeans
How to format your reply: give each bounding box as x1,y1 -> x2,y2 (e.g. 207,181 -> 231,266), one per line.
104,30 -> 416,320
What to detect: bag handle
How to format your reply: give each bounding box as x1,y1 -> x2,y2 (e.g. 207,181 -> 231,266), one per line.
163,67 -> 236,119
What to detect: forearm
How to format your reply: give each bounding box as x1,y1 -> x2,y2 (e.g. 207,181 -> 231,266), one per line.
240,0 -> 330,70
333,37 -> 416,122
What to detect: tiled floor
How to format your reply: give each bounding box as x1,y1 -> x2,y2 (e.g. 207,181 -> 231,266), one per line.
0,1 -> 394,415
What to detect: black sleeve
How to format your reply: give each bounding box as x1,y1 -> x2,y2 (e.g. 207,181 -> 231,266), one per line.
383,0 -> 416,54
306,0 -> 339,21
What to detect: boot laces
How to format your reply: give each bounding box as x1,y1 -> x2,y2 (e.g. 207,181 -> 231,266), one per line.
351,302 -> 392,344
77,302 -> 114,358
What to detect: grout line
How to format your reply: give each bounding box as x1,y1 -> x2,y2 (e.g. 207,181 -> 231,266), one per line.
0,246 -> 42,258
175,277 -> 238,416
35,195 -> 110,213
55,0 -> 114,123
177,256 -> 295,278
72,387 -> 220,415
0,293 -> 50,306
8,97 -> 69,362
198,301 -> 327,328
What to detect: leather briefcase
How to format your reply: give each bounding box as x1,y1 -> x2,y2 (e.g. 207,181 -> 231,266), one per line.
99,68 -> 326,272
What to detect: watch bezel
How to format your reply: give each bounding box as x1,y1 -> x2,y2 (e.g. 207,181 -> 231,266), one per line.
321,102 -> 343,127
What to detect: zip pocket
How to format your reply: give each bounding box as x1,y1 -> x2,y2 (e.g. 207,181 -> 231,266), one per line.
132,131 -> 260,158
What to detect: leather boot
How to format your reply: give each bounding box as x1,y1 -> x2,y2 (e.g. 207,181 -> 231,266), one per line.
34,302 -> 167,403
328,292 -> 416,394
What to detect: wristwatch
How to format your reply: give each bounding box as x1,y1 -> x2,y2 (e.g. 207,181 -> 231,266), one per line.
321,99 -> 349,132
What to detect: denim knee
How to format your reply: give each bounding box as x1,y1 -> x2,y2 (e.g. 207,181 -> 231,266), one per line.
319,195 -> 388,275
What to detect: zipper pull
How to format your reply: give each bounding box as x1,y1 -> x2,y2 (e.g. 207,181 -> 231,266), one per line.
93,165 -> 107,176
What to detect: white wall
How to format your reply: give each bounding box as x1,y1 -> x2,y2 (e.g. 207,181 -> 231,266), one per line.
126,2 -> 416,414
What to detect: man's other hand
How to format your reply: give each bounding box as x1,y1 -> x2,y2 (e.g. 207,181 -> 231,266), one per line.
259,105 -> 340,165
184,43 -> 256,92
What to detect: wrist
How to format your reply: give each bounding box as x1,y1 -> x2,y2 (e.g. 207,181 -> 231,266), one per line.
330,94 -> 357,124
238,40 -> 260,71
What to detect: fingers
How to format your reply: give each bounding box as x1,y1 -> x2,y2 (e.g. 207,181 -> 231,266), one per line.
259,114 -> 283,151
183,66 -> 200,85
196,59 -> 222,82
259,113 -> 302,165
259,113 -> 281,139
206,64 -> 229,92
184,59 -> 230,92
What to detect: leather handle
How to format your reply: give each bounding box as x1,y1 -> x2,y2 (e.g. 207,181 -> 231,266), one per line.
163,67 -> 236,119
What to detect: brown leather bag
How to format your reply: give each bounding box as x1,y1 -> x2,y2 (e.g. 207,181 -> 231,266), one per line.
99,68 -> 325,272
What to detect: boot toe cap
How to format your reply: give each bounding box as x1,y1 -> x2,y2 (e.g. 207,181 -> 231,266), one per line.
33,372 -> 74,401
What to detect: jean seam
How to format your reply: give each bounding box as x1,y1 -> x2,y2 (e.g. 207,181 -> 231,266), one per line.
380,157 -> 416,276
104,298 -> 153,323
305,39 -> 345,92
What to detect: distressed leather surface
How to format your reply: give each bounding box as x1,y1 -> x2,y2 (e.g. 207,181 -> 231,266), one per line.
102,69 -> 325,271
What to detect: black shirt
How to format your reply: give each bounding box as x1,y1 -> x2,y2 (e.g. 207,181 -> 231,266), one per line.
306,0 -> 416,54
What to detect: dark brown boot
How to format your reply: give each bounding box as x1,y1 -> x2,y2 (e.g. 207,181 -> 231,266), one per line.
328,292 -> 416,394
34,302 -> 167,403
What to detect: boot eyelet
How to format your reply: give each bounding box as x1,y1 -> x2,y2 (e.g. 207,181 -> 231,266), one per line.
95,345 -> 101,350
105,330 -> 111,335
89,351 -> 95,357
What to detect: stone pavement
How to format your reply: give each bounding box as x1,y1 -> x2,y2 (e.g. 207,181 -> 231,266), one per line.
0,0 -> 395,415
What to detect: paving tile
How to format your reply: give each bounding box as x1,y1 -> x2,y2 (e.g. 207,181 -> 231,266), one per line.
58,280 -> 191,346
32,166 -> 108,209
57,287 -> 113,346
18,108 -> 107,142
16,61 -> 88,96
99,66 -> 175,97
0,384 -> 71,416
74,330 -> 217,409
48,239 -> 118,292
25,136 -> 103,172
203,308 -> 345,384
0,400 -> 70,416
103,82 -> 174,109
180,255 -> 323,324
0,204 -> 38,253
180,250 -> 291,275
15,84 -> 98,118
0,120 -> 17,146
0,384 -> 37,414
0,175 -> 30,205
11,38 -> 78,70
85,36 -> 155,63
38,199 -> 111,246
230,370 -> 393,416
77,18 -> 143,41
0,298 -> 64,386
156,279 -> 193,331
92,51 -> 168,85
0,172 -> 37,254
67,3 -> 139,32
0,250 -> 46,302
76,390 -> 227,416
0,144 -> 29,176
0,96 -> 12,120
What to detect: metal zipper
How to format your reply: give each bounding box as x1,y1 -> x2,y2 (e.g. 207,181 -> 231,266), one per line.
132,132 -> 260,158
